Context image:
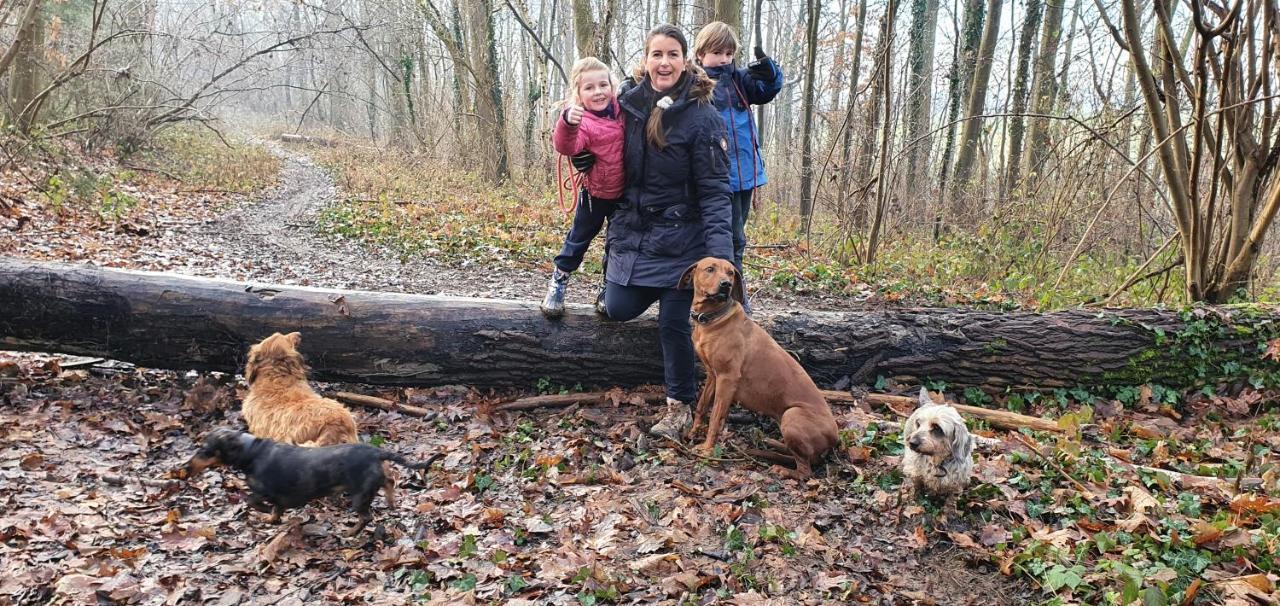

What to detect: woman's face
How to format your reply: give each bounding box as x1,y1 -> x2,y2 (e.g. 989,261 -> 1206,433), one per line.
645,35 -> 686,93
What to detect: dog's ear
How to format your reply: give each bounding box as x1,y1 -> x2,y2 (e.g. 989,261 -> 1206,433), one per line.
285,332 -> 302,348
244,348 -> 259,384
918,387 -> 935,408
678,262 -> 699,290
952,419 -> 975,462
731,266 -> 746,305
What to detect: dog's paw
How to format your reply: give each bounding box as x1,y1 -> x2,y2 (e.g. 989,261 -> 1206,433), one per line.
691,443 -> 715,458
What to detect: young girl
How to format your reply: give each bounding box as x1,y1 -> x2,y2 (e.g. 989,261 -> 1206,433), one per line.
693,22 -> 783,310
540,57 -> 625,319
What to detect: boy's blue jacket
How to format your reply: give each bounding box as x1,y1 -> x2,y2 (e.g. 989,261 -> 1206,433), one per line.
704,57 -> 783,192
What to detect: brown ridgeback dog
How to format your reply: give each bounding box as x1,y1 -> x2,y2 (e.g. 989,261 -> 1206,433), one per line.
678,257 -> 839,480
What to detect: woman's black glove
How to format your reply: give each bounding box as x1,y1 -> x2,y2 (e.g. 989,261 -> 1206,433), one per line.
571,151 -> 596,172
747,48 -> 774,81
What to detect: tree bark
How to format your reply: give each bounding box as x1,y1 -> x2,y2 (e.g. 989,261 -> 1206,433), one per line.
798,0 -> 821,220
948,0 -> 1003,220
903,0 -> 940,194
1,258 -> 1269,392
714,0 -> 743,38
1023,0 -> 1064,179
835,0 -> 868,227
463,0 -> 511,183
1003,0 -> 1043,198
7,0 -> 43,132
932,0 -> 985,236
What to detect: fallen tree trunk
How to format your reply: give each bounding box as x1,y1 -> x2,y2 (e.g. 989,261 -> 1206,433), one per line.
0,258 -> 1274,391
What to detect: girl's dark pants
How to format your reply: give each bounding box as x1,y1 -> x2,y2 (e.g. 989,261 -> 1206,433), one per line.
602,282 -> 697,403
553,191 -> 618,273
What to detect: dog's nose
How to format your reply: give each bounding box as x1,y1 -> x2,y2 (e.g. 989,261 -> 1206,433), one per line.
908,436 -> 922,450
718,280 -> 732,291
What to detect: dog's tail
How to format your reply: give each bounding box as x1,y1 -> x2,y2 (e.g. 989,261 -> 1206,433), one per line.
379,450 -> 442,471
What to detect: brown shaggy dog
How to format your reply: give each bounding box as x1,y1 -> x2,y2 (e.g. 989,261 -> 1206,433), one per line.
241,332 -> 358,447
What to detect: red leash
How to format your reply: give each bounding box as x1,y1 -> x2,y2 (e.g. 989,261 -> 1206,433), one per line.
556,155 -> 585,216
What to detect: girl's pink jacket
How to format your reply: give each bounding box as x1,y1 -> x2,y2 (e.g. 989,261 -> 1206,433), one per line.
552,98 -> 625,199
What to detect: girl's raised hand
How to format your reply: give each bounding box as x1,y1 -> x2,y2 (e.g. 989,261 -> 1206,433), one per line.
565,104 -> 585,125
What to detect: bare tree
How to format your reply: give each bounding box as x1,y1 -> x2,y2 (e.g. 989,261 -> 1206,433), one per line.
1115,0 -> 1280,302
903,0 -> 939,193
1004,0 -> 1044,197
948,0 -> 1003,218
798,0 -> 820,219
464,0 -> 511,182
1023,0 -> 1064,180
933,0 -> 985,235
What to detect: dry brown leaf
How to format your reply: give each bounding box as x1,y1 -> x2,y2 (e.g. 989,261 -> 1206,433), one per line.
910,525 -> 927,549
628,552 -> 678,575
1126,485 -> 1160,514
946,531 -> 979,550
1191,519 -> 1223,546
1230,493 -> 1280,515
254,521 -> 301,565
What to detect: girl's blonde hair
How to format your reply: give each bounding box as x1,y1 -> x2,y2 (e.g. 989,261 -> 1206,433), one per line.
634,24 -> 715,150
562,57 -> 613,108
693,21 -> 740,60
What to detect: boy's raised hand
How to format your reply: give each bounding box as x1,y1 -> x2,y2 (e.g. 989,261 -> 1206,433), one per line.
747,47 -> 774,80
565,104 -> 585,126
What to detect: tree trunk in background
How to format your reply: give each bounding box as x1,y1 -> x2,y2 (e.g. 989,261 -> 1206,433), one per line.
1024,0 -> 1064,181
714,0 -> 743,38
836,0 -> 868,226
1055,0 -> 1080,108
948,0 -> 1002,222
464,0 -> 511,183
866,0 -> 898,263
933,0 -> 985,236
858,1 -> 899,182
691,0 -> 714,27
8,1 -> 44,133
3,259 -> 1270,393
903,0 -> 940,194
798,0 -> 820,220
573,0 -> 596,58
1004,0 -> 1043,198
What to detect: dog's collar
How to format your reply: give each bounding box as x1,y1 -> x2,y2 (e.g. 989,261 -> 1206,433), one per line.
690,298 -> 736,324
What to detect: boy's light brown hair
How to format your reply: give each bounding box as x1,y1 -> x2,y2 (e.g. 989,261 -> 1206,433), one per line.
693,21 -> 740,60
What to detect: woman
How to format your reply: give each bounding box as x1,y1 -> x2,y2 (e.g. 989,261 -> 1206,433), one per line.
604,24 -> 733,439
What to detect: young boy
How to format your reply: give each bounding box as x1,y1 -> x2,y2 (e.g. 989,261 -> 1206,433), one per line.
693,22 -> 783,307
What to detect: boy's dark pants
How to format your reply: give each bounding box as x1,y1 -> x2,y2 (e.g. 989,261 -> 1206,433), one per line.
602,283 -> 697,403
730,189 -> 753,273
554,191 -> 618,273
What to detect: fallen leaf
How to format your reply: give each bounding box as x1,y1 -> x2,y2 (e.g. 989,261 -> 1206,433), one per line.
946,531 -> 979,550
1126,485 -> 1160,514
1230,494 -> 1280,515
254,522 -> 301,564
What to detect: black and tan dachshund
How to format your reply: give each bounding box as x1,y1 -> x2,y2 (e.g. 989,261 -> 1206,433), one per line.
183,428 -> 439,535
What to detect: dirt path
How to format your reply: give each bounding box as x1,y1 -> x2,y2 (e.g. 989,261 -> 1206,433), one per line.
160,143 -> 850,310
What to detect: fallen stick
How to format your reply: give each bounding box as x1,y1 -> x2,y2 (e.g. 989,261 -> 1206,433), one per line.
825,390 -> 1066,434
1115,460 -> 1264,492
333,391 -> 434,418
100,473 -> 181,489
496,391 -> 666,412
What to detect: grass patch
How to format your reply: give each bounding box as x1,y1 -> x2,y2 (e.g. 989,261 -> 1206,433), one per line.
310,146 -> 573,267
139,127 -> 281,193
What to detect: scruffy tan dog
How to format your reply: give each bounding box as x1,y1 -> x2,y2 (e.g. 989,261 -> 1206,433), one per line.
902,388 -> 974,497
679,257 -> 839,480
241,332 -> 358,447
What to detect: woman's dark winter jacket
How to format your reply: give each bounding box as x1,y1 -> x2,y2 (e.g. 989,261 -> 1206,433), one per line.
606,73 -> 733,288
